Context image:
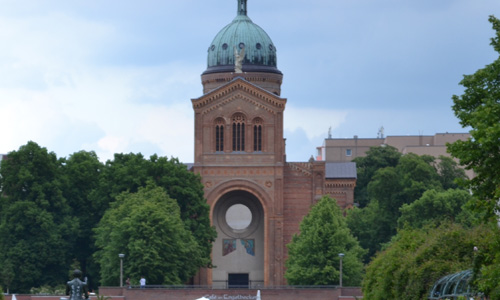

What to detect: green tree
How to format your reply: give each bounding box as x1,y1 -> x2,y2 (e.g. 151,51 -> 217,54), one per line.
0,141 -> 77,292
363,222 -> 492,300
348,153 -> 457,263
398,189 -> 474,229
0,259 -> 14,294
448,15 -> 500,220
90,153 -> 215,268
448,16 -> 500,298
285,196 -> 365,286
346,201 -> 388,262
62,151 -> 104,289
434,155 -> 468,190
472,222 -> 500,299
353,146 -> 401,208
94,183 -> 204,285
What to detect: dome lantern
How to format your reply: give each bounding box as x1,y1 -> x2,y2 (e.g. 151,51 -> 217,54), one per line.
237,0 -> 247,16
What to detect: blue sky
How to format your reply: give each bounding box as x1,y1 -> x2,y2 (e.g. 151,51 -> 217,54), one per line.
1,0 -> 499,162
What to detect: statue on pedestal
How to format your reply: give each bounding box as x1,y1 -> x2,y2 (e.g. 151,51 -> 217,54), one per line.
234,46 -> 245,73
66,269 -> 89,300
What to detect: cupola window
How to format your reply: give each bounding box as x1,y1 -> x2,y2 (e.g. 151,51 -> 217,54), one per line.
232,113 -> 246,152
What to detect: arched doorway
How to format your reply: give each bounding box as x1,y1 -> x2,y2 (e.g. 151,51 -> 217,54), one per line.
212,190 -> 264,288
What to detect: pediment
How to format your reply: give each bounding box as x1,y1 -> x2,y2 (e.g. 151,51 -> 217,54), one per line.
191,77 -> 287,115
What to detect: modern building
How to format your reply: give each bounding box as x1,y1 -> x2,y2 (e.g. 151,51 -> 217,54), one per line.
190,0 -> 357,287
316,132 -> 471,163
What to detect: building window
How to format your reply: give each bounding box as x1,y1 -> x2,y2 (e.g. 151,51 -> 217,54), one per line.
346,149 -> 352,156
215,118 -> 225,152
253,118 -> 263,152
232,113 -> 246,151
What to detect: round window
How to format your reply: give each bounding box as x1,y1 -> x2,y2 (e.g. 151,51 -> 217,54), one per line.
225,204 -> 252,230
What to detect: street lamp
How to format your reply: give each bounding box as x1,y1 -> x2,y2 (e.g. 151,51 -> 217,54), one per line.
119,253 -> 125,287
338,253 -> 345,287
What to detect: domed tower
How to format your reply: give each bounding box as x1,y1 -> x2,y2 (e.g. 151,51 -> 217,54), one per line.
191,0 -> 288,287
191,0 -> 357,288
201,0 -> 283,95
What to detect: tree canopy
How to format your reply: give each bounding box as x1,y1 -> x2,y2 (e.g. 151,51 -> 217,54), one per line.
347,149 -> 468,261
94,183 -> 204,285
285,196 -> 365,286
90,153 -> 216,268
398,188 -> 473,229
353,145 -> 401,208
0,142 -> 215,292
447,15 -> 500,298
363,222 -> 493,300
448,15 -> 500,219
0,142 -> 76,292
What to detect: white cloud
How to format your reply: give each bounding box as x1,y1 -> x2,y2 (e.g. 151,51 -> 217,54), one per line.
284,105 -> 348,140
0,63 -> 198,162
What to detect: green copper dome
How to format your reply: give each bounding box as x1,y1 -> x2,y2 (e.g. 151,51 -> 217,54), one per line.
204,0 -> 281,75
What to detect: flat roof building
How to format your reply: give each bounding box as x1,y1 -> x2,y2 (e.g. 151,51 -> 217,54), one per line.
316,133 -> 470,162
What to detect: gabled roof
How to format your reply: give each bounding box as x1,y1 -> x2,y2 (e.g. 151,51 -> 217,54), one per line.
325,162 -> 357,179
191,76 -> 286,115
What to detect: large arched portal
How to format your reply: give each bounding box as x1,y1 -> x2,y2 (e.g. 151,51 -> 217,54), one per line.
212,190 -> 264,288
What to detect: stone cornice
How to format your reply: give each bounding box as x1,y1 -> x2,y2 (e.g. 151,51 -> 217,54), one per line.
286,162 -> 312,176
192,78 -> 286,114
324,179 -> 356,189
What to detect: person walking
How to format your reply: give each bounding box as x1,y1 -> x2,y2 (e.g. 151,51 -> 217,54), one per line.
140,276 -> 146,288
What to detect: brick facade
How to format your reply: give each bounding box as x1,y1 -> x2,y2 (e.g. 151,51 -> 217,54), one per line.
191,72 -> 356,286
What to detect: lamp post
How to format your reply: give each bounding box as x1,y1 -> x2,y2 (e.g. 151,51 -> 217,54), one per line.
119,253 -> 125,287
338,253 -> 345,287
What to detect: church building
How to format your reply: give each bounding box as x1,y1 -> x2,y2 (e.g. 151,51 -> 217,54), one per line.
191,0 -> 357,287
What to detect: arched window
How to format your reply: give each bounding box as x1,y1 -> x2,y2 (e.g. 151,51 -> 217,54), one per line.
215,118 -> 225,152
232,113 -> 246,151
253,118 -> 263,152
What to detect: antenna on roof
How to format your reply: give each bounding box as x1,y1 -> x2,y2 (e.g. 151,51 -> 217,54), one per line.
328,126 -> 332,139
377,126 -> 385,139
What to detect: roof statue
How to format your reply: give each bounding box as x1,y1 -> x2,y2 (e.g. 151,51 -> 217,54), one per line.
234,46 -> 245,73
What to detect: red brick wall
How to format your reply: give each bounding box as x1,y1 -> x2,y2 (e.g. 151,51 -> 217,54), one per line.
97,287 -> 362,300
283,165 -> 315,260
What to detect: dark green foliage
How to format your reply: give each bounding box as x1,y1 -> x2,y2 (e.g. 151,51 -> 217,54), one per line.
434,156 -> 468,190
0,142 -> 77,292
446,16 -> 500,298
346,202 -> 388,262
363,223 -> 493,300
347,147 -> 472,268
285,196 -> 365,286
61,151 -> 104,290
448,15 -> 500,221
353,146 -> 401,208
90,153 -> 216,268
398,189 -> 474,229
0,142 -> 215,292
348,152 -> 456,261
94,183 -> 204,285
472,222 -> 500,299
